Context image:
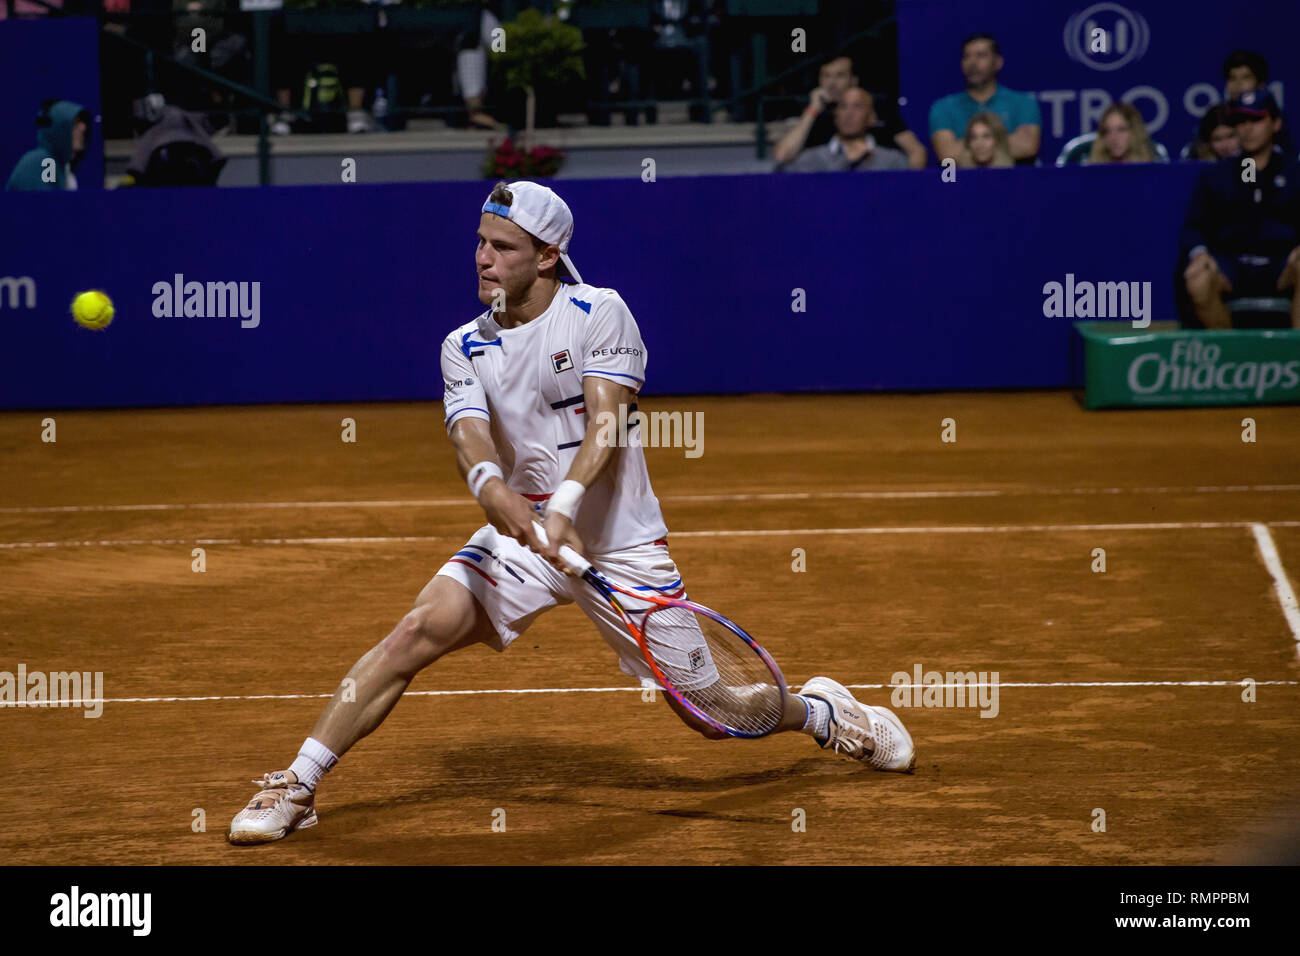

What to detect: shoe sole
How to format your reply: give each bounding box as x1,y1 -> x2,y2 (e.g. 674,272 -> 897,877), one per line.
865,705 -> 917,773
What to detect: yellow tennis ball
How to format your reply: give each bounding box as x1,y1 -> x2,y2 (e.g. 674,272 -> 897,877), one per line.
71,290 -> 114,330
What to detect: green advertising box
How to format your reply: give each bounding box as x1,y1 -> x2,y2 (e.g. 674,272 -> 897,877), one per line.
1076,322 -> 1300,409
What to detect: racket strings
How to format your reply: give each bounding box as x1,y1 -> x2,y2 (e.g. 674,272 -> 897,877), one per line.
644,604 -> 784,736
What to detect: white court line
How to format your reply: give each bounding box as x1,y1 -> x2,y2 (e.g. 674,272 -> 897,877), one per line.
672,521 -> 1300,538
3,483 -> 1300,514
6,520 -> 1300,550
2,679 -> 1295,708
1251,523 -> 1300,649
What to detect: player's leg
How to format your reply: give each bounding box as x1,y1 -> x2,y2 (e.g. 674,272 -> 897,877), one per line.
305,574 -> 496,758
230,525 -> 566,844
228,575 -> 495,844
658,673 -> 817,739
577,542 -> 914,769
572,543 -> 836,740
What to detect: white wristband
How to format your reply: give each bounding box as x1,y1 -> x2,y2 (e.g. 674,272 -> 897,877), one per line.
467,461 -> 504,500
546,479 -> 585,520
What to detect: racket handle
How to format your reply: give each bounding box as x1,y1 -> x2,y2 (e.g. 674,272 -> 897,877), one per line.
530,521 -> 592,576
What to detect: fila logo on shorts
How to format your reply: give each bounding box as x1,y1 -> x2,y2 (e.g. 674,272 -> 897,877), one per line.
690,648 -> 705,671
552,349 -> 574,373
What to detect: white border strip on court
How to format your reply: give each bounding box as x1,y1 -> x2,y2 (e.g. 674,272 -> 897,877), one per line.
4,483 -> 1300,514
2,679 -> 1295,708
6,520 -> 1300,550
1251,523 -> 1300,650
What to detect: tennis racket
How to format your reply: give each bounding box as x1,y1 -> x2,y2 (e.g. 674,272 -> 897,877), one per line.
532,523 -> 788,738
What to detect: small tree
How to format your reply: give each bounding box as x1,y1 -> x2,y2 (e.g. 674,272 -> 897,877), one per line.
492,8 -> 585,152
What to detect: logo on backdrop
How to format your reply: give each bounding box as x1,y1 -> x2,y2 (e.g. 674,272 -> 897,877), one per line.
1063,2 -> 1150,72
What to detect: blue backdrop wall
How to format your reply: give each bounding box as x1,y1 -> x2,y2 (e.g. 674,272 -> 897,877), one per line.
0,164 -> 1202,409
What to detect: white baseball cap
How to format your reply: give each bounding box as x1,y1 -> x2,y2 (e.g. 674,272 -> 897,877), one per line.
481,181 -> 582,283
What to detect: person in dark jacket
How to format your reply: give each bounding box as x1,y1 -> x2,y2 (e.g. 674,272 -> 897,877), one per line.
1180,90 -> 1300,329
120,104 -> 227,187
5,99 -> 92,191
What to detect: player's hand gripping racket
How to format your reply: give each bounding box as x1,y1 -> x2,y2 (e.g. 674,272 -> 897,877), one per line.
533,523 -> 788,738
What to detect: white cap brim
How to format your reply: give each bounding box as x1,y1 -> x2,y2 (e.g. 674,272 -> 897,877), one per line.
558,252 -> 582,284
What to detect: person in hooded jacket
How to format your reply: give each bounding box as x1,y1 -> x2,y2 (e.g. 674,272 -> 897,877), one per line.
5,99 -> 92,191
120,104 -> 227,187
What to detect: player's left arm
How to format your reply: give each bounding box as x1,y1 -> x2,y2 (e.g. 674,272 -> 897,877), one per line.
537,374 -> 634,568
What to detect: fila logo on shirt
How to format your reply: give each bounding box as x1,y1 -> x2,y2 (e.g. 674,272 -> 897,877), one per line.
552,349 -> 574,373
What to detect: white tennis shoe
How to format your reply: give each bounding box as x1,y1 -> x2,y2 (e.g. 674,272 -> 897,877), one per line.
228,770 -> 318,844
801,676 -> 916,773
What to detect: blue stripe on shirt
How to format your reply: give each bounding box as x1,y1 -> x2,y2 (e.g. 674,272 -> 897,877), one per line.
583,370 -> 644,385
446,406 -> 490,426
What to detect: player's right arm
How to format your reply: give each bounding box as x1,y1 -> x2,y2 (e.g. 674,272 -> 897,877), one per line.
442,329 -> 542,548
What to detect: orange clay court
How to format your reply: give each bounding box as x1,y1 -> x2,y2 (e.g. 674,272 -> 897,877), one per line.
1,390 -> 1298,865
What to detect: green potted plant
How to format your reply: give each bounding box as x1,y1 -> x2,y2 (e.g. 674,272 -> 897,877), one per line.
491,7 -> 585,152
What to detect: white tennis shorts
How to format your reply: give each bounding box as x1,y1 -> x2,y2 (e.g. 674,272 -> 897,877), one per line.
435,524 -> 716,689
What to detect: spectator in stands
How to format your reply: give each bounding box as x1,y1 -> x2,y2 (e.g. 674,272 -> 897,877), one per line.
1192,104 -> 1239,161
1221,50 -> 1292,157
958,112 -> 1012,169
782,88 -> 909,172
929,33 -> 1040,165
119,103 -> 226,187
5,99 -> 91,191
270,1 -> 393,135
173,0 -> 251,135
1088,103 -> 1158,164
1224,48 -> 1269,100
773,56 -> 926,169
455,4 -> 505,130
1179,90 -> 1300,329
1181,50 -> 1292,161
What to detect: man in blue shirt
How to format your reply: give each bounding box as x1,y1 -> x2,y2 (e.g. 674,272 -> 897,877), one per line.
929,33 -> 1041,165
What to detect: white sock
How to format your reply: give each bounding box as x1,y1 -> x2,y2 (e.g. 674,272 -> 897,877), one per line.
798,695 -> 831,743
288,737 -> 338,792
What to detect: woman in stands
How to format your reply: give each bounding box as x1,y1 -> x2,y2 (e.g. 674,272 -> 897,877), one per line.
958,112 -> 1013,168
1193,104 -> 1240,161
1088,103 -> 1157,164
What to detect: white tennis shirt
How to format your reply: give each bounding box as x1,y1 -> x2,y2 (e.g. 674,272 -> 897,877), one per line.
442,282 -> 668,553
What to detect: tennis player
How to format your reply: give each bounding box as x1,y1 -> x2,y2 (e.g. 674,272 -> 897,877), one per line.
229,181 -> 915,844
